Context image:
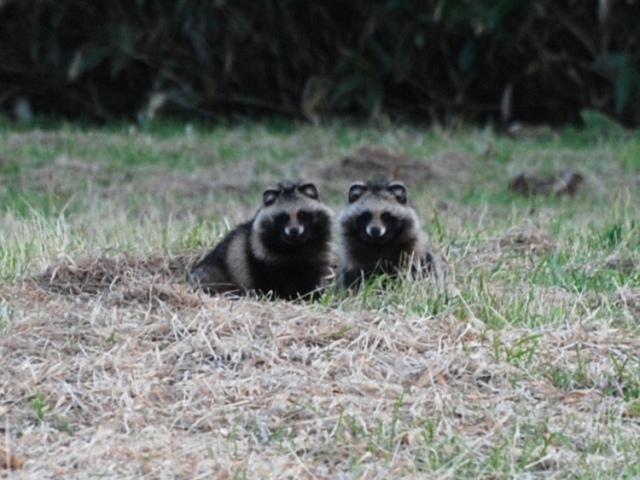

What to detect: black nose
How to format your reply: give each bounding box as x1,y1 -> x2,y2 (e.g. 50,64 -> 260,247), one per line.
367,226 -> 383,238
285,226 -> 302,238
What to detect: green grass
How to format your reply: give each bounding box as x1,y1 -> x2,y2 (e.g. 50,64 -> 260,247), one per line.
1,115 -> 640,478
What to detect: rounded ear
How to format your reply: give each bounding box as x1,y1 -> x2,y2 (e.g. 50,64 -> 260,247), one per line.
388,182 -> 407,204
298,182 -> 319,199
348,182 -> 367,203
263,188 -> 280,206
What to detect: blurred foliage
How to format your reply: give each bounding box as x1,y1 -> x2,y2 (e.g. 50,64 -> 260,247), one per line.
0,0 -> 639,126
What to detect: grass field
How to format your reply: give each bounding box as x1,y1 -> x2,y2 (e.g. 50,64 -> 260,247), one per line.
1,117 -> 640,478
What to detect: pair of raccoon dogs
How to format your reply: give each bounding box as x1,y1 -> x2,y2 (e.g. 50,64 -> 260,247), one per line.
188,179 -> 436,299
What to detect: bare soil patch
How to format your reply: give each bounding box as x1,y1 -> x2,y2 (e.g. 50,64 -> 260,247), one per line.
316,146 -> 478,190
323,145 -> 437,184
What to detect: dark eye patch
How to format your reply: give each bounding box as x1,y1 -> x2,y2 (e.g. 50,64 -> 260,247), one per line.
381,212 -> 393,222
275,213 -> 290,224
297,211 -> 312,222
358,211 -> 373,223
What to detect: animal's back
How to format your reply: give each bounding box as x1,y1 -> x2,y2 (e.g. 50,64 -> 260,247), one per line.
189,221 -> 253,295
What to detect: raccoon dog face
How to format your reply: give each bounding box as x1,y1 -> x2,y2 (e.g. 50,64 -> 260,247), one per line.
254,181 -> 332,254
341,180 -> 412,245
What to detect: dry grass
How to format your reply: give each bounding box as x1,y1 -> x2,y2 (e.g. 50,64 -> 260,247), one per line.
2,122 -> 640,478
3,261 -> 640,478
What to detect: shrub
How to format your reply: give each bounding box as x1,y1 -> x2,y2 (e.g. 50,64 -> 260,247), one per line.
0,0 -> 638,126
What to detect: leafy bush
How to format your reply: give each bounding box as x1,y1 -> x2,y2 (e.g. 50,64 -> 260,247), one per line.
0,0 -> 639,126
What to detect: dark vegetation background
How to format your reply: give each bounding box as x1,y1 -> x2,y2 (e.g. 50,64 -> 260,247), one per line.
1,0 -> 639,127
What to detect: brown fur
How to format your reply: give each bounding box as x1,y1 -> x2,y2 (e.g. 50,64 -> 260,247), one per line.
189,181 -> 333,299
337,180 -> 436,288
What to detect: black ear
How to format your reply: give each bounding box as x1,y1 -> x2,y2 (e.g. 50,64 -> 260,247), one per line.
298,182 -> 319,199
348,182 -> 367,203
263,188 -> 280,206
388,182 -> 407,204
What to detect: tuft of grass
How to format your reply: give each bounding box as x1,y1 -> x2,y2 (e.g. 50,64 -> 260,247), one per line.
30,392 -> 47,423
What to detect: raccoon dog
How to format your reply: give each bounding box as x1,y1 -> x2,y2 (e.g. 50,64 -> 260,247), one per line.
189,181 -> 333,300
337,180 -> 436,288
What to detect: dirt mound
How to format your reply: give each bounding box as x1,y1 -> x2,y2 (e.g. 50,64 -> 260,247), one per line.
316,146 -> 479,195
508,170 -> 584,197
32,251 -> 203,308
321,145 -> 436,185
